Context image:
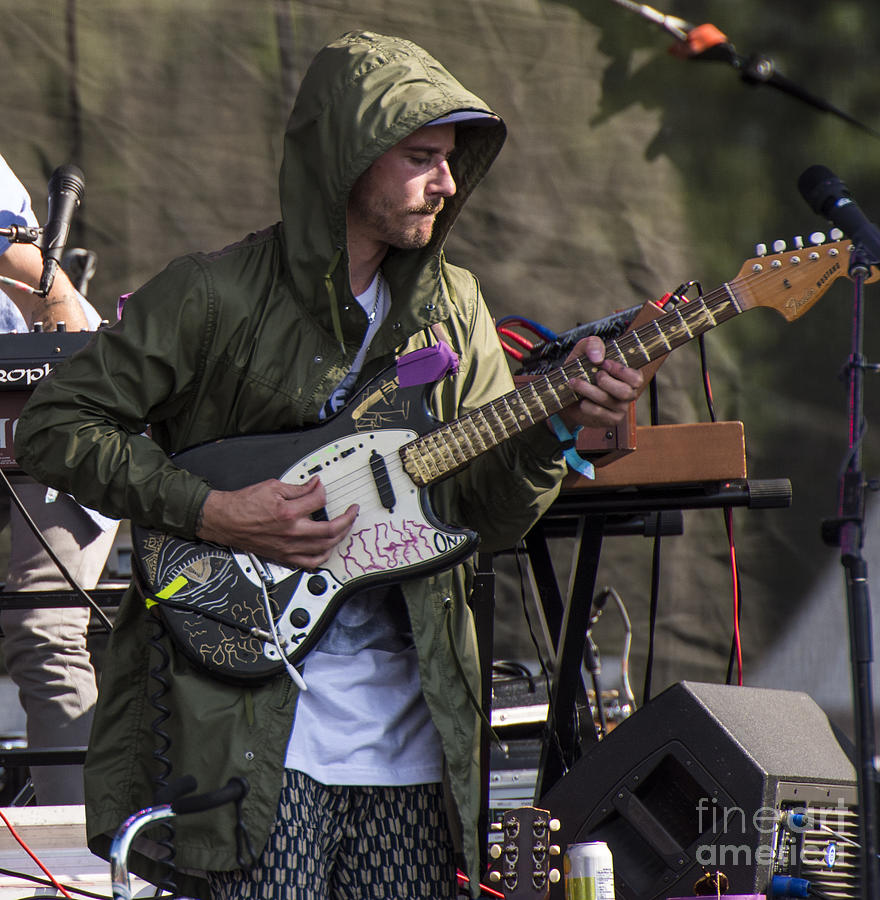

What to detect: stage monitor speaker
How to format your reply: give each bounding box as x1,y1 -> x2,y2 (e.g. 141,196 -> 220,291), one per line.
540,681 -> 859,900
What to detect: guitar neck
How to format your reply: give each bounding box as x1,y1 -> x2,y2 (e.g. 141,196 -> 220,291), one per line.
401,285 -> 742,487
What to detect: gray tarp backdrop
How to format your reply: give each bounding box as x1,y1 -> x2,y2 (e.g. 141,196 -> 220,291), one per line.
3,1 -> 880,737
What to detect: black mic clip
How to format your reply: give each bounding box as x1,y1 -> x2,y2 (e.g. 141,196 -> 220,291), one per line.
0,224 -> 42,245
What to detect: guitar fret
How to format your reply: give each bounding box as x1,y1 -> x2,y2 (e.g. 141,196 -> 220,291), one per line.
474,404 -> 498,447
601,339 -> 628,366
570,358 -> 598,385
526,381 -> 550,417
622,333 -> 650,364
544,374 -> 566,408
650,319 -> 673,351
400,447 -> 422,483
689,302 -> 714,333
702,303 -> 720,327
450,420 -> 477,461
405,442 -> 440,485
461,414 -> 489,453
501,395 -> 530,432
488,399 -> 513,436
434,429 -> 460,470
720,282 -> 743,314
522,389 -> 543,423
673,307 -> 694,339
425,431 -> 456,475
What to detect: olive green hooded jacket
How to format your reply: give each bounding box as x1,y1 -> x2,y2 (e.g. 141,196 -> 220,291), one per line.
14,31 -> 566,898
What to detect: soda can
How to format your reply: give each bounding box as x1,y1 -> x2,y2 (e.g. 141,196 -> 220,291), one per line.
564,840 -> 615,900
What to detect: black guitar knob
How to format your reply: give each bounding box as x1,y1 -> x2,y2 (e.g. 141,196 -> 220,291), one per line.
307,575 -> 328,595
289,608 -> 310,628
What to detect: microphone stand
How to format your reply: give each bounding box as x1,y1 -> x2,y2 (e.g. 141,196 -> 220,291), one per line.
690,40 -> 880,141
607,1 -> 880,140
822,242 -> 880,899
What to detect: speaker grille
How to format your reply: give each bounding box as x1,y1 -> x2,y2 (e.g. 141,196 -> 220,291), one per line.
774,783 -> 860,900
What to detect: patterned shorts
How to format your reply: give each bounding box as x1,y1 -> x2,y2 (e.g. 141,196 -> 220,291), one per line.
208,769 -> 457,899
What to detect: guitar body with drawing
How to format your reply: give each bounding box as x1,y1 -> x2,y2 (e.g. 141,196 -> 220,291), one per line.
133,369 -> 478,683
132,238 -> 877,683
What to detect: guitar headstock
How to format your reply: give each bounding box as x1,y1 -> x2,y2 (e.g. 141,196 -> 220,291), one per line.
488,807 -> 562,898
732,233 -> 880,322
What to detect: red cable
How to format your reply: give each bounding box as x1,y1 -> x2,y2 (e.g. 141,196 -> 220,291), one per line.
498,338 -> 524,361
457,869 -> 505,898
726,507 -> 743,685
0,808 -> 76,899
496,326 -> 535,350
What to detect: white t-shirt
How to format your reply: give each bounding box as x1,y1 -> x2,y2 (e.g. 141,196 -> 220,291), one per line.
285,272 -> 444,786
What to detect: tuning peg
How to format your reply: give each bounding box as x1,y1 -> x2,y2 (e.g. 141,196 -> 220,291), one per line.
489,871 -> 501,883
489,843 -> 502,859
549,818 -> 561,831
754,243 -> 767,257
490,822 -> 503,831
830,227 -> 844,241
549,869 -> 562,884
550,844 -> 561,856
809,232 -> 826,245
793,235 -> 804,249
772,239 -> 786,253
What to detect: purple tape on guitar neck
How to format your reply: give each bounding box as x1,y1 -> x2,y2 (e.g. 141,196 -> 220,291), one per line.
397,341 -> 459,387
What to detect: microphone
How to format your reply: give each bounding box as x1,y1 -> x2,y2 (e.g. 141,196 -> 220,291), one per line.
798,164 -> 880,265
39,164 -> 85,296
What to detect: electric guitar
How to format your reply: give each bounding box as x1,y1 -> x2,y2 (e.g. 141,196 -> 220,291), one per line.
488,807 -> 562,898
132,238 -> 877,682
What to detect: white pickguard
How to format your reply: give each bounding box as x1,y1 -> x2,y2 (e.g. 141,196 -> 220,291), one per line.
239,429 -> 471,661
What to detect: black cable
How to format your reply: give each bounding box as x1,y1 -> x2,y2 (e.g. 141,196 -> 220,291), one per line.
513,543 -> 569,775
442,601 -> 507,752
150,594 -> 266,638
696,322 -> 744,684
723,507 -> 744,685
642,517 -> 663,705
641,378 -> 663,704
698,334 -> 717,423
0,470 -> 114,632
0,865 -> 111,900
492,659 -> 536,691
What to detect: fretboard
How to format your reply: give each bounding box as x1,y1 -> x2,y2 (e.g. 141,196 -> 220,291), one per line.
400,285 -> 743,487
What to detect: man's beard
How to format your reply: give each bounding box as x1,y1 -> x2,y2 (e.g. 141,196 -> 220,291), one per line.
350,190 -> 445,249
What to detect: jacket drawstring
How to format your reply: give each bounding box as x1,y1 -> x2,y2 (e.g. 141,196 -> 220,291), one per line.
442,597 -> 508,757
324,247 -> 346,352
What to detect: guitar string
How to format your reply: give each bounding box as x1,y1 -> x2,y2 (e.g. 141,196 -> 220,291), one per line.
292,245 -> 846,511
316,276 -> 738,503
293,283 -> 744,508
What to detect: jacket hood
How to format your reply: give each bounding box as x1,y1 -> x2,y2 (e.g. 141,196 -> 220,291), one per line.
279,31 -> 506,339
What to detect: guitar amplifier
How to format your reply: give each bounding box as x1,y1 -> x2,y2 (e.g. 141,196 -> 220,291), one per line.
488,667 -> 548,817
0,331 -> 93,469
